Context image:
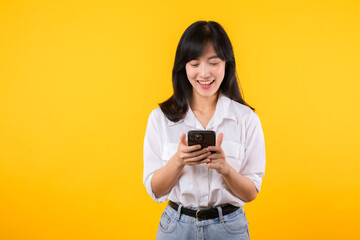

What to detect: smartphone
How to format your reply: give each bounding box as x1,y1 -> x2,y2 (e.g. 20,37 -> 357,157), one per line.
188,130 -> 216,152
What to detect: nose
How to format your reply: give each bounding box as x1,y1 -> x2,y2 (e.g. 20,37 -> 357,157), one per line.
199,64 -> 211,78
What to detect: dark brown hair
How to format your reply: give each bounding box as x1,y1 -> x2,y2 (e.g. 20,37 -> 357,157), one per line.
160,21 -> 253,122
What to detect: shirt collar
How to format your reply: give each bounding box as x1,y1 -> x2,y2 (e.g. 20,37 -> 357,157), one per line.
166,92 -> 237,128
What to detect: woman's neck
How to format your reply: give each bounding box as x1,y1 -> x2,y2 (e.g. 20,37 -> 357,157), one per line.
189,92 -> 219,114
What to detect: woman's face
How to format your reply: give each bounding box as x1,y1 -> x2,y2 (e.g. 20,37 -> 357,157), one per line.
185,42 -> 226,99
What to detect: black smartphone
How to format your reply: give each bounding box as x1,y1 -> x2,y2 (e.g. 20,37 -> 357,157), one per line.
188,130 -> 216,152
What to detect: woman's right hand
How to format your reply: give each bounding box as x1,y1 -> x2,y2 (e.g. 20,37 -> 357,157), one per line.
151,133 -> 210,198
174,133 -> 211,167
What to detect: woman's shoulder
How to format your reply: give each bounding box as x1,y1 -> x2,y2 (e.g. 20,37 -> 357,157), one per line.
149,106 -> 161,116
148,107 -> 165,120
147,107 -> 173,125
225,97 -> 260,124
226,97 -> 253,115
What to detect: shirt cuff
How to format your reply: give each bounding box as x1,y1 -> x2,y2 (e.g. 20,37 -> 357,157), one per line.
145,174 -> 169,203
243,173 -> 263,193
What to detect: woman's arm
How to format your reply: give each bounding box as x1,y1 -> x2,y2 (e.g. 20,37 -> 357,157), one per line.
151,154 -> 184,198
151,133 -> 211,198
206,133 -> 258,202
221,164 -> 258,202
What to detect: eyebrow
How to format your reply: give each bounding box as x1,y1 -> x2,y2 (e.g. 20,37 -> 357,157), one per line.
208,55 -> 220,60
193,55 -> 220,60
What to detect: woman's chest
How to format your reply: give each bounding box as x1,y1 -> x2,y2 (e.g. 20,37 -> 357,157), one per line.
160,121 -> 246,192
160,120 -> 245,166
192,111 -> 215,129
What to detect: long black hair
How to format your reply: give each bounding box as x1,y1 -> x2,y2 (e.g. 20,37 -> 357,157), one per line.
160,21 -> 253,122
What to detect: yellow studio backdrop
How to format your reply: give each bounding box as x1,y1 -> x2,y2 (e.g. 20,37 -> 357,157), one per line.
0,0 -> 359,239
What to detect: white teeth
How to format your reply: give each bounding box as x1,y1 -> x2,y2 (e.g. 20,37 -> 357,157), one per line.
197,80 -> 214,85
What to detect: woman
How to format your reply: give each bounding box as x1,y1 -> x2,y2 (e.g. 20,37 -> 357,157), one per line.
143,21 -> 266,240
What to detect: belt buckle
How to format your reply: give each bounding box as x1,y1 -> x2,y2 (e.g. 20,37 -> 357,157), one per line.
195,209 -> 206,221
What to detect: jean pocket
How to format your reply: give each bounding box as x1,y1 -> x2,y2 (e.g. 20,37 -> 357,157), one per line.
221,209 -> 249,235
159,211 -> 178,233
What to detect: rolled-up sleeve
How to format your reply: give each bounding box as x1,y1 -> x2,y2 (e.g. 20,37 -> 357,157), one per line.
240,111 -> 266,193
143,110 -> 168,202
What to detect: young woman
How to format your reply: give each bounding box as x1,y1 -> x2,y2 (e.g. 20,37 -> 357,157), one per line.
143,21 -> 266,240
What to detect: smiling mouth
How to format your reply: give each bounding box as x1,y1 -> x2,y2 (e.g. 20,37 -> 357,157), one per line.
197,80 -> 215,86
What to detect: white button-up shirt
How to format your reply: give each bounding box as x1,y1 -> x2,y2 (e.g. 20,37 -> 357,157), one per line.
143,94 -> 266,207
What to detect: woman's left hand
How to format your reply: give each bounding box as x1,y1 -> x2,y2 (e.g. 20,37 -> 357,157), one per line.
206,133 -> 231,176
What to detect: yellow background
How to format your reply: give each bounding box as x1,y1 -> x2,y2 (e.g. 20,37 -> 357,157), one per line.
1,0 -> 359,239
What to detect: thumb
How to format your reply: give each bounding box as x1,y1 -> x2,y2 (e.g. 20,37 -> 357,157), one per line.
180,133 -> 187,146
216,133 -> 223,147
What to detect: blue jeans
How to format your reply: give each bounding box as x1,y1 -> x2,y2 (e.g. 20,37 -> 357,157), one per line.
156,203 -> 250,240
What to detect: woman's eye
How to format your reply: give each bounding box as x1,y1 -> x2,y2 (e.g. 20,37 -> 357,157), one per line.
191,64 -> 199,67
210,62 -> 219,66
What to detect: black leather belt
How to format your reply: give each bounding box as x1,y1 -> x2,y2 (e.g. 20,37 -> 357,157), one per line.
169,201 -> 239,221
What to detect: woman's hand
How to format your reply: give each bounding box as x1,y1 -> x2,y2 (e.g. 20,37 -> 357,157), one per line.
206,133 -> 231,175
174,133 -> 211,167
206,133 -> 258,202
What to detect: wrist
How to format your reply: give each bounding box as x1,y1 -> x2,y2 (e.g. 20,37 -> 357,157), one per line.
171,153 -> 185,169
221,162 -> 232,177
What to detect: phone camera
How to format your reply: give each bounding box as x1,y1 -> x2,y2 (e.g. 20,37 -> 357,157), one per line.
195,134 -> 203,142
